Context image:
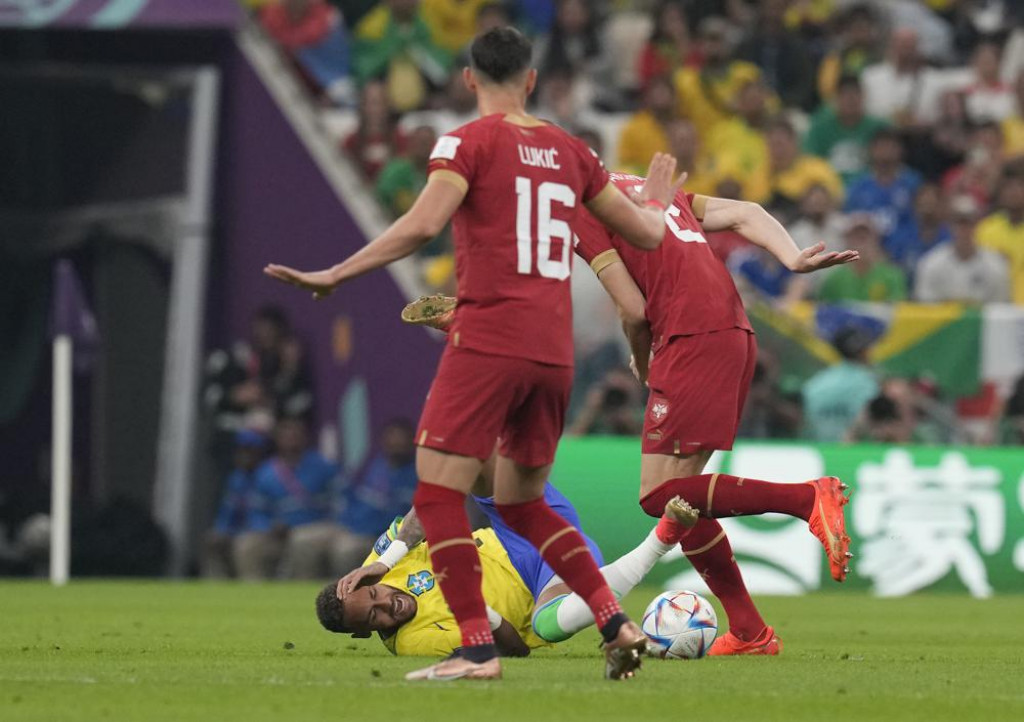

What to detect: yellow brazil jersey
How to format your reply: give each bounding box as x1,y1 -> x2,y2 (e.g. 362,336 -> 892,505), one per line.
704,118 -> 771,203
674,61 -> 769,138
363,518 -> 550,656
616,110 -> 670,175
773,155 -> 845,205
976,212 -> 1024,305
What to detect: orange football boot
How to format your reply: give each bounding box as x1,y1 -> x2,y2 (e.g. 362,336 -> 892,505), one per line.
708,625 -> 781,656
807,476 -> 853,582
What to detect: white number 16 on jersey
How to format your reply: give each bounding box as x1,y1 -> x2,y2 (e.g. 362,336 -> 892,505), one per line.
515,177 -> 575,280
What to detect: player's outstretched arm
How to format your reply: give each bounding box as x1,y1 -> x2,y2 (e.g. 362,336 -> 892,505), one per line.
264,178 -> 466,299
492,617 -> 530,658
586,152 -> 680,251
699,197 -> 860,273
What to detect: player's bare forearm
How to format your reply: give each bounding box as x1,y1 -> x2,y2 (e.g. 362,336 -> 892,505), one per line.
624,318 -> 653,385
699,197 -> 859,273
493,619 -> 530,657
396,507 -> 425,547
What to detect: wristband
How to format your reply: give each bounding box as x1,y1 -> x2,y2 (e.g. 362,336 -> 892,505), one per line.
377,539 -> 409,570
643,199 -> 667,212
485,605 -> 503,631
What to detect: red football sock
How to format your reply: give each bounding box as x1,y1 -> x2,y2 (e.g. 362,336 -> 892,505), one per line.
680,518 -> 766,642
640,473 -> 814,521
496,497 -> 622,630
655,513 -> 691,545
413,482 -> 494,650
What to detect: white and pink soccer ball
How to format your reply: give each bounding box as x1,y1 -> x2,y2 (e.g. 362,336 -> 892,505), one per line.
641,590 -> 718,659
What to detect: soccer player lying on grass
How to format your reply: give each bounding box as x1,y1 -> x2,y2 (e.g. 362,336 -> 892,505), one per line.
315,481 -> 698,657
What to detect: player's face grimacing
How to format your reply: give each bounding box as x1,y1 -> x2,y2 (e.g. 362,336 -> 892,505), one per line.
340,584 -> 417,635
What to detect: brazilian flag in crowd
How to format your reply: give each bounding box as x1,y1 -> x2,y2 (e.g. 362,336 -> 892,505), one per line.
749,302 -> 982,398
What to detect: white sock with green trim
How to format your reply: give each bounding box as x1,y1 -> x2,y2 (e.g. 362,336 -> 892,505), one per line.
533,530 -> 674,642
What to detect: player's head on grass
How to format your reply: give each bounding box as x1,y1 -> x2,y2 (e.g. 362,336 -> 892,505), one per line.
315,581 -> 417,639
465,26 -> 537,100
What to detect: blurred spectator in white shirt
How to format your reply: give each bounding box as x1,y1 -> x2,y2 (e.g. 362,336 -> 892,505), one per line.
915,195 -> 1012,304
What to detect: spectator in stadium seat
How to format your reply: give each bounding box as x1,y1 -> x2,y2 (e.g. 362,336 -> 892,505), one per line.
860,28 -> 952,128
250,417 -> 339,579
674,16 -> 769,138
702,78 -> 772,203
1001,72 -> 1024,158
204,306 -> 314,443
534,0 -> 615,109
727,244 -> 808,306
353,0 -> 452,113
801,326 -> 880,443
616,75 -> 676,175
816,3 -> 882,102
343,81 -> 406,181
818,213 -> 908,303
420,0 -> 497,54
375,125 -> 437,217
845,394 -> 915,444
532,66 -> 601,134
330,419 -> 418,574
844,128 -> 923,265
736,0 -> 814,110
976,165 -> 1024,304
664,118 -> 717,197
804,75 -> 888,186
915,195 -> 1011,304
963,39 -> 1016,125
941,121 -> 1005,211
567,367 -> 645,437
636,0 -> 701,91
260,0 -> 339,51
789,184 -> 846,255
765,117 -> 844,216
202,429 -> 270,579
902,183 -> 952,277
400,67 -> 477,136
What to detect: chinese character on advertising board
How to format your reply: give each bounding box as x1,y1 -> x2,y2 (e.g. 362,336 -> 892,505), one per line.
855,450 -> 1003,598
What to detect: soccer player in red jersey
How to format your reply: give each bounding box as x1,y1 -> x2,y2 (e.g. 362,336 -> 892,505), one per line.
574,173 -> 859,656
265,29 -> 682,681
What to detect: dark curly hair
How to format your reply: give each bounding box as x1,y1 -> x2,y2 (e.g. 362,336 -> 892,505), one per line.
470,27 -> 533,84
315,583 -> 349,633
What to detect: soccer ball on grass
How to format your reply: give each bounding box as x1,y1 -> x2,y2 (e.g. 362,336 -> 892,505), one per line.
641,590 -> 718,659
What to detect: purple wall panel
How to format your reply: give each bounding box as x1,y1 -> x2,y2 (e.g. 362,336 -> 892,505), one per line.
215,48 -> 443,437
0,0 -> 241,29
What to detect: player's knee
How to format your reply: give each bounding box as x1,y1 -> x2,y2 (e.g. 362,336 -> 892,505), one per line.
531,596 -> 573,644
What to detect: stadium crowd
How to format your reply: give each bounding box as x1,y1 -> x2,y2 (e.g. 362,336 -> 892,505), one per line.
244,0 -> 1024,448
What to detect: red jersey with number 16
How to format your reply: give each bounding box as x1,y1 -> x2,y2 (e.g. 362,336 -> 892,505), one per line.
427,113 -> 611,367
575,173 -> 752,348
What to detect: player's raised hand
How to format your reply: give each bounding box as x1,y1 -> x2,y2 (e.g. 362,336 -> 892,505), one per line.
263,264 -> 339,300
337,561 -> 390,598
638,152 -> 685,208
789,242 -> 860,274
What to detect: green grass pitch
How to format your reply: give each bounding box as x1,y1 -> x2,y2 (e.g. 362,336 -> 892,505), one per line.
1,582 -> 1021,722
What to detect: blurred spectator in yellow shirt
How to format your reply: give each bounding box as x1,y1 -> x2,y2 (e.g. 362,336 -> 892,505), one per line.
1002,72 -> 1024,159
766,118 -> 844,215
703,78 -> 771,203
976,165 -> 1024,304
816,3 -> 882,102
616,75 -> 676,174
674,16 -> 772,138
664,119 -> 716,197
421,0 -> 497,54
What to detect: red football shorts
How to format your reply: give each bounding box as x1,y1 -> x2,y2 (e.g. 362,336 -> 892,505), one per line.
642,328 -> 757,455
417,345 -> 573,468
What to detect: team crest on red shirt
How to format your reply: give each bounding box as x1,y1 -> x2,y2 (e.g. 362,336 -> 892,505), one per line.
651,399 -> 670,422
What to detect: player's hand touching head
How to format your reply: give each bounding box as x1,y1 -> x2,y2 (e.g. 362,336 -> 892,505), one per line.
316,581 -> 416,639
